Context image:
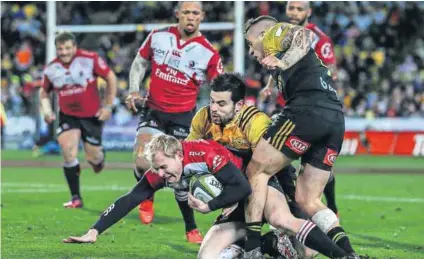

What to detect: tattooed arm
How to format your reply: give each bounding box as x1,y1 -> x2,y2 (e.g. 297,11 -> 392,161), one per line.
128,53 -> 149,93
277,27 -> 316,71
126,53 -> 150,112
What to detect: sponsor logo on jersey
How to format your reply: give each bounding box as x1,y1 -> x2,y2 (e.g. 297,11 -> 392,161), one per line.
189,151 -> 206,156
212,155 -> 223,171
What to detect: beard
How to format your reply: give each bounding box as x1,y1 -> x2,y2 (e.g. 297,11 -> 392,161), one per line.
183,28 -> 196,36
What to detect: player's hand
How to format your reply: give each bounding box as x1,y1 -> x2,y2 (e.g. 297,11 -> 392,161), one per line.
222,203 -> 238,217
259,86 -> 273,100
125,91 -> 144,112
261,55 -> 282,70
96,107 -> 112,121
63,229 -> 98,244
44,113 -> 56,124
188,193 -> 211,214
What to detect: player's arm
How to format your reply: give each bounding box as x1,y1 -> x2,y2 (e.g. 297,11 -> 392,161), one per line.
40,75 -> 55,123
207,162 -> 252,211
103,70 -> 117,110
263,27 -> 316,71
126,52 -> 150,112
63,175 -> 159,243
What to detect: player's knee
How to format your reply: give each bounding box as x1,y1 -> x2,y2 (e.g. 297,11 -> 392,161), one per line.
62,144 -> 78,163
86,149 -> 104,166
311,208 -> 339,233
267,210 -> 293,232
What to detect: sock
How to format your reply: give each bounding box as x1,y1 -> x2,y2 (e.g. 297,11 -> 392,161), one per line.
245,222 -> 262,252
296,221 -> 347,258
324,177 -> 338,214
63,162 -> 81,198
176,199 -> 197,232
260,231 -> 278,256
327,226 -> 355,254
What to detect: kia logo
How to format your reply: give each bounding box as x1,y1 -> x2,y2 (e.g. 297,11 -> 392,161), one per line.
290,139 -> 308,152
328,154 -> 337,164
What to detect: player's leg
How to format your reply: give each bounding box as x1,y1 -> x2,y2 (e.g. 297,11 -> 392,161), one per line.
198,222 -> 245,259
167,111 -> 202,243
295,111 -> 359,256
244,112 -> 295,256
57,113 -> 83,208
264,185 -> 347,258
81,117 -> 105,173
134,109 -> 164,224
323,171 -> 338,216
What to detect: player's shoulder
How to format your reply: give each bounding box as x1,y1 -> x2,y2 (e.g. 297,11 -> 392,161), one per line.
151,25 -> 175,35
75,48 -> 98,59
238,105 -> 268,131
194,36 -> 219,54
306,23 -> 331,40
193,106 -> 211,121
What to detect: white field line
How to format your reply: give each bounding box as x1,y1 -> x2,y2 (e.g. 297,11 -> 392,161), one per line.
2,183 -> 424,203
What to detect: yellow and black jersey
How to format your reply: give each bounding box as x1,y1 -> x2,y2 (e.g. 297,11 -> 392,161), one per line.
187,105 -> 271,163
262,23 -> 341,110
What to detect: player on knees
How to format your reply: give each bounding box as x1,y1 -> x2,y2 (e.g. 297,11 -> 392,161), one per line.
63,134 -> 251,245
243,16 -> 365,259
40,31 -> 117,208
125,1 -> 223,243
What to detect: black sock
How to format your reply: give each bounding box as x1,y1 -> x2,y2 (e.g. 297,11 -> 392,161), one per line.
327,226 -> 355,254
260,231 -> 278,256
64,164 -> 81,198
296,221 -> 347,258
245,222 -> 262,252
175,198 -> 197,232
324,177 -> 338,214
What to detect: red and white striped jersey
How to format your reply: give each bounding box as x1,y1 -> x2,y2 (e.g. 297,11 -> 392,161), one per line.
42,49 -> 111,118
145,139 -> 243,190
139,26 -> 223,113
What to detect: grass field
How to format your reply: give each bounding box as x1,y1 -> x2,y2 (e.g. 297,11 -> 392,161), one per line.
1,150 -> 424,259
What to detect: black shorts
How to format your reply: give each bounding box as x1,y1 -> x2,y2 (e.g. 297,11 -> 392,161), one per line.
214,176 -> 284,225
263,106 -> 345,171
57,112 -> 103,146
136,107 -> 195,140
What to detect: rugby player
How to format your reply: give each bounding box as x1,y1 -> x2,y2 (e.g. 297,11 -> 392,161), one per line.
40,31 -> 117,208
243,16 -> 364,258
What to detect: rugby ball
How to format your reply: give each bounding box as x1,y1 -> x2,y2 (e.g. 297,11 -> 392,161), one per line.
189,174 -> 223,203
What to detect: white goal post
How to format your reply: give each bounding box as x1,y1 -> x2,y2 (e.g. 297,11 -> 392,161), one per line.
46,1 -> 245,73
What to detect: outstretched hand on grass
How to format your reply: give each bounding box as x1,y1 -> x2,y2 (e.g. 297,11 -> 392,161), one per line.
63,229 -> 98,244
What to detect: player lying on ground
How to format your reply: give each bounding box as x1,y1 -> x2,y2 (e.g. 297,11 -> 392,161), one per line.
243,15 -> 365,259
126,1 -> 223,243
40,31 -> 117,208
187,72 -> 352,259
62,135 -> 298,259
63,135 -> 251,244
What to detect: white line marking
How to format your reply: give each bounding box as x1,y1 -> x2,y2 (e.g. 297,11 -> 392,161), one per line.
3,183 -> 424,203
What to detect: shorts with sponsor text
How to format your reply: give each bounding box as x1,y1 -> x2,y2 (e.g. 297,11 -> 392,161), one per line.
263,106 -> 345,171
57,112 -> 103,146
136,107 -> 195,140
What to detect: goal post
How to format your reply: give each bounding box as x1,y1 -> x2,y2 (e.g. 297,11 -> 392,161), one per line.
46,2 -> 245,73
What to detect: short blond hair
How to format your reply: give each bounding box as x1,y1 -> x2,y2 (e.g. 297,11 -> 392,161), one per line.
144,134 -> 182,164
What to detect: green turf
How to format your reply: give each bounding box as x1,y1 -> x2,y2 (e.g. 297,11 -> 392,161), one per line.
2,150 -> 424,170
2,161 -> 424,259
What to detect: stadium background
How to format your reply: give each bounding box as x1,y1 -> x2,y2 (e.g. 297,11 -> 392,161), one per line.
1,2 -> 424,259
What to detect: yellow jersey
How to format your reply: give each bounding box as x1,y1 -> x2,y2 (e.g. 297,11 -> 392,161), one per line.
187,105 -> 271,163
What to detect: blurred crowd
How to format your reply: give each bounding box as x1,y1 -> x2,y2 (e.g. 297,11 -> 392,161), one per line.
1,1 -> 424,120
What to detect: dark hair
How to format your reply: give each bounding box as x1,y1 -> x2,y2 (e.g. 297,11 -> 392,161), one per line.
55,31 -> 76,45
244,15 -> 278,35
210,72 -> 246,103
